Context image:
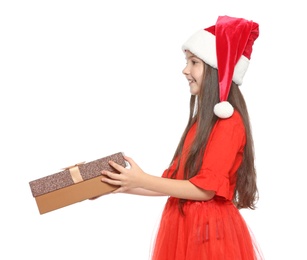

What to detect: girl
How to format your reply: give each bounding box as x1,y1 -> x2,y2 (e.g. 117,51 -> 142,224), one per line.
101,15 -> 264,259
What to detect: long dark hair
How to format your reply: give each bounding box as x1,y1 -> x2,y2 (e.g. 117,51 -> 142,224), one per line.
170,63 -> 258,211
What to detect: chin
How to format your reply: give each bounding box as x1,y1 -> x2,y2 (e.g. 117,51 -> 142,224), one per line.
189,86 -> 200,95
190,89 -> 200,95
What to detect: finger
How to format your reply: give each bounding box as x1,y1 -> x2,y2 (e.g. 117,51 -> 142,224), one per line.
123,156 -> 138,168
101,176 -> 121,186
112,187 -> 123,193
112,186 -> 128,194
101,170 -> 121,180
88,195 -> 102,200
108,160 -> 127,173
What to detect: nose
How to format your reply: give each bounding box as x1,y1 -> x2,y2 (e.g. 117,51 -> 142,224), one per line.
182,64 -> 189,75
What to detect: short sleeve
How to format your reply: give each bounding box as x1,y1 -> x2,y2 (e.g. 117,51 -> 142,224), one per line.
162,157 -> 179,178
162,169 -> 169,178
189,111 -> 246,200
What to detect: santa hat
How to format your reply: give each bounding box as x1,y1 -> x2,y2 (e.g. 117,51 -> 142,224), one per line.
182,15 -> 259,118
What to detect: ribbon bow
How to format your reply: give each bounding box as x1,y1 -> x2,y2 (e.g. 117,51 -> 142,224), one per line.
63,162 -> 86,183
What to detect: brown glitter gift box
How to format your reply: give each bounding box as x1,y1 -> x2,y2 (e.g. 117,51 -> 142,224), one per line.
29,152 -> 126,214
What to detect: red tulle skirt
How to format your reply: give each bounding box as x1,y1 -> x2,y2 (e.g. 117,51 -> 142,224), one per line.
151,197 -> 264,260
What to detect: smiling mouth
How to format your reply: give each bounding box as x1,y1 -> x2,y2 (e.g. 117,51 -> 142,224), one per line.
188,79 -> 195,85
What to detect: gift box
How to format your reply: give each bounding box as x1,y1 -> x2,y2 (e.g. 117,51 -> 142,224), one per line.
29,152 -> 126,214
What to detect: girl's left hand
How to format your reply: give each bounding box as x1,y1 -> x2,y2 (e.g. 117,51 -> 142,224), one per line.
101,155 -> 146,193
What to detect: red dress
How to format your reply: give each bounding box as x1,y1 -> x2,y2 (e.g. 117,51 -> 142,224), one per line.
151,111 -> 263,260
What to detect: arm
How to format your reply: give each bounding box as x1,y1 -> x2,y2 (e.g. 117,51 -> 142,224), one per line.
101,156 -> 215,201
123,187 -> 167,196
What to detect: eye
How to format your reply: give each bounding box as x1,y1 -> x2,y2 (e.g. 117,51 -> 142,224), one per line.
191,59 -> 198,65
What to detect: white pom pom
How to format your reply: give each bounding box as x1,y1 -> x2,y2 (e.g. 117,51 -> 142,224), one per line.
213,101 -> 234,118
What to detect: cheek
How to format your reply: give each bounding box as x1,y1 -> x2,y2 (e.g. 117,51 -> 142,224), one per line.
197,72 -> 204,84
196,66 -> 204,81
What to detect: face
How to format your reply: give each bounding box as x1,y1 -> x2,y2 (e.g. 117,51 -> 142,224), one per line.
182,50 -> 205,95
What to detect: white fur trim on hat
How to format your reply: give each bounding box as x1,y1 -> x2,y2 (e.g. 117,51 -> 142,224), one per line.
233,56 -> 249,85
182,29 -> 250,86
182,29 -> 217,69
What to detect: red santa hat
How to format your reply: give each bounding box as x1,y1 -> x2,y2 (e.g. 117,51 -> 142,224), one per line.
182,15 -> 259,118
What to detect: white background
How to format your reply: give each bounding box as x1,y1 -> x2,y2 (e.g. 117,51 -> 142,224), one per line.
1,0 -> 306,259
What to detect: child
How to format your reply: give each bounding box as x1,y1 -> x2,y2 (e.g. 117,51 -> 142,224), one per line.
101,15 -> 264,260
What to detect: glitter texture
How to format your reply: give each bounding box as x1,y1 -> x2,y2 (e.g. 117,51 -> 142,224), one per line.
29,152 -> 126,197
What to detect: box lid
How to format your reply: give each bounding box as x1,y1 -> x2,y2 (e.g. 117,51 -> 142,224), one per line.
29,152 -> 126,197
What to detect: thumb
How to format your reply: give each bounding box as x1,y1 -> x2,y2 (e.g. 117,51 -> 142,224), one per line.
123,155 -> 137,168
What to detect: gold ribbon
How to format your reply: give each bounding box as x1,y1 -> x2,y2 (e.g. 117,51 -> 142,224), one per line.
63,162 -> 85,183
